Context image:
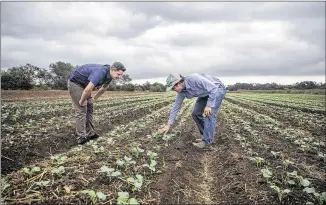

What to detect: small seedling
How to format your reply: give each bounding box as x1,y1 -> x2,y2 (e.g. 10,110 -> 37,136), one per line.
303,187 -> 326,204
249,157 -> 264,167
80,190 -> 107,204
51,166 -> 65,177
127,174 -> 143,192
91,143 -> 104,153
143,160 -> 157,173
147,151 -> 158,161
287,171 -> 311,187
282,159 -> 295,170
51,155 -> 67,165
131,146 -> 144,158
261,168 -> 273,180
270,184 -> 291,202
99,166 -> 121,181
116,192 -> 139,204
20,166 -> 41,176
116,156 -> 136,171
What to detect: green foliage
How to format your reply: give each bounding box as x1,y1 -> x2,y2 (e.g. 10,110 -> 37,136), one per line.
80,190 -> 107,204
19,166 -> 41,176
227,81 -> 325,92
116,192 -> 139,204
127,174 -> 143,191
149,82 -> 166,92
49,61 -> 74,90
269,184 -> 291,202
1,64 -> 41,90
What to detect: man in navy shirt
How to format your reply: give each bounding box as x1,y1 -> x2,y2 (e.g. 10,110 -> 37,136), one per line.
67,62 -> 126,144
158,73 -> 226,150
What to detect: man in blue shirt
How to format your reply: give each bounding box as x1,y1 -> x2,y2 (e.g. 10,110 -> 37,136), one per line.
67,62 -> 126,144
158,73 -> 226,150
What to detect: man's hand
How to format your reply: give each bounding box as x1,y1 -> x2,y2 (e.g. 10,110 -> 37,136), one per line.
158,124 -> 171,134
79,99 -> 87,107
204,106 -> 212,117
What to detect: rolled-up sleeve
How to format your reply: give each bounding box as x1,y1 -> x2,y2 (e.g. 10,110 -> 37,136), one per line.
168,94 -> 185,125
195,77 -> 218,107
88,70 -> 105,86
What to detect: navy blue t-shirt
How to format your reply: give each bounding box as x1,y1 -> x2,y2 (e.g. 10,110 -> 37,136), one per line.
68,64 -> 112,88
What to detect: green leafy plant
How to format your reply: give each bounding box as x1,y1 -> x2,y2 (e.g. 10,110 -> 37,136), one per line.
287,171 -> 311,187
261,168 -> 273,181
162,133 -> 175,146
51,166 -> 65,177
282,159 -> 295,170
91,143 -> 104,153
80,190 -> 107,204
131,145 -> 144,158
144,160 -> 157,173
147,151 -> 158,161
249,157 -> 264,167
50,155 -> 67,165
303,187 -> 326,205
99,166 -> 121,181
270,184 -> 291,202
19,166 -> 41,176
116,156 -> 136,171
116,192 -> 139,204
127,174 -> 143,192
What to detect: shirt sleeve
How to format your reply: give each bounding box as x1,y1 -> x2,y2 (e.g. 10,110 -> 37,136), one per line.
168,93 -> 185,125
88,70 -> 105,86
194,76 -> 218,107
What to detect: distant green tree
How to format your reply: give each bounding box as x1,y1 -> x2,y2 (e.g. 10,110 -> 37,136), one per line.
149,82 -> 166,92
49,61 -> 74,90
121,83 -> 135,91
142,81 -> 151,91
1,64 -> 45,90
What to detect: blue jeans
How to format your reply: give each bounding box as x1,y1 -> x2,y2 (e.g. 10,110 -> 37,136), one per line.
191,87 -> 226,144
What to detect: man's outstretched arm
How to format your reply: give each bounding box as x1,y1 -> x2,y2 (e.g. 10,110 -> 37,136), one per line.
158,94 -> 185,134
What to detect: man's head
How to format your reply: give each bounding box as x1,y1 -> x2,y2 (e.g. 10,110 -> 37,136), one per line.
109,62 -> 126,79
166,73 -> 185,93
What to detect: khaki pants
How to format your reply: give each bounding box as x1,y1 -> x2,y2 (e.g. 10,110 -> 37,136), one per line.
67,80 -> 95,138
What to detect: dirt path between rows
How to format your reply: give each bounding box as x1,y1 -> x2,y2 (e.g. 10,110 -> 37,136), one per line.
146,116 -> 277,204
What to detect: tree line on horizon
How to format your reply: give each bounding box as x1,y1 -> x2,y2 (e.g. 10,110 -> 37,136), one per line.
1,62 -> 325,92
0,62 -> 166,92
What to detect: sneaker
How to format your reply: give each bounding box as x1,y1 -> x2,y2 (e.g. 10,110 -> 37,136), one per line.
76,136 -> 90,145
89,133 -> 99,140
192,141 -> 215,151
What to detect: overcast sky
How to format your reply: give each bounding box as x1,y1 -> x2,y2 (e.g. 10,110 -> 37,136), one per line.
1,2 -> 325,85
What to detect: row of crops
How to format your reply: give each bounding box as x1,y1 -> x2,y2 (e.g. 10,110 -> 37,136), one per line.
223,93 -> 326,205
1,92 -> 197,204
1,91 -> 325,204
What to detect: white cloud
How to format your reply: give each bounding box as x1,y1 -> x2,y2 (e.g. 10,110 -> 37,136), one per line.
1,2 -> 324,84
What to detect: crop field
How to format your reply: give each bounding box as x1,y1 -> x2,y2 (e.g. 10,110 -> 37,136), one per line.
1,90 -> 325,205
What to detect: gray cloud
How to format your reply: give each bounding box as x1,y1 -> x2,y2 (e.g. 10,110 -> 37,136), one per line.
1,2 -> 325,82
120,2 -> 324,22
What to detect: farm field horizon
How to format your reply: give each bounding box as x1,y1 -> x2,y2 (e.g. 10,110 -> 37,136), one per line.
1,90 -> 325,205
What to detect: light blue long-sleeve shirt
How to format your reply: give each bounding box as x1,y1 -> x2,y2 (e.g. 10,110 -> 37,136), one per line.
168,73 -> 224,125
